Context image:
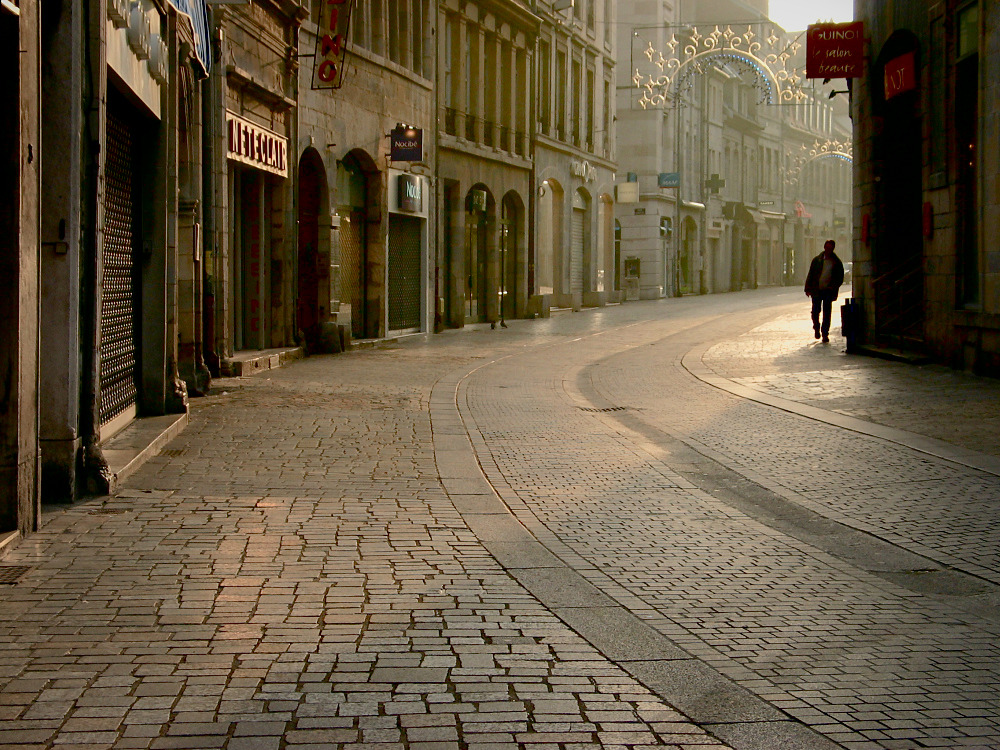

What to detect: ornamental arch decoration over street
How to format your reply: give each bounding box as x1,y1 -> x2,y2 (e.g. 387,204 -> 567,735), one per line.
632,23 -> 809,108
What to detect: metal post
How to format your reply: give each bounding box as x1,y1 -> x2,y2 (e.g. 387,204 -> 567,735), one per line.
674,95 -> 682,297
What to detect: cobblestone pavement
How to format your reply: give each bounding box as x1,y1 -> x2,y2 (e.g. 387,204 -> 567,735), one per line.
2,288 -> 999,750
458,289 -> 1000,749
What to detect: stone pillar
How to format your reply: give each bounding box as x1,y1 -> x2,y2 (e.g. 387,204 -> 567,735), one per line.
0,0 -> 41,535
40,0 -> 84,503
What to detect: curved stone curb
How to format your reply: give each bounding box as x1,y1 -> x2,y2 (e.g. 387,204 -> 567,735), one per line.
429,355 -> 845,750
682,341 -> 1000,478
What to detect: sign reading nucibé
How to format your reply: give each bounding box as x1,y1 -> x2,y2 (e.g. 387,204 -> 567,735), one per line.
390,126 -> 423,162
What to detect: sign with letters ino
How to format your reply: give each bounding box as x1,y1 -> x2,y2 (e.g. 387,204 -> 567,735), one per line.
806,22 -> 864,79
312,0 -> 355,90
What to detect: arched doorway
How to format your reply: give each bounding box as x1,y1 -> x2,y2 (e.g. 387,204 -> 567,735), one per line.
872,31 -> 923,344
297,148 -> 328,350
501,191 -> 525,320
338,150 -> 381,340
464,185 -> 495,323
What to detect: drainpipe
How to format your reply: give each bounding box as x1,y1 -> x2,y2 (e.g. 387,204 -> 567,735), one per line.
528,2 -> 538,314
201,10 -> 222,376
80,0 -> 110,495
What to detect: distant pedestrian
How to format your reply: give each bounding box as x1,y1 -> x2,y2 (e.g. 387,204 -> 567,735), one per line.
804,239 -> 845,343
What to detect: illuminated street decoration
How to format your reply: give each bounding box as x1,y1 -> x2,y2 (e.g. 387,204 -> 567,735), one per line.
632,24 -> 808,108
786,139 -> 853,186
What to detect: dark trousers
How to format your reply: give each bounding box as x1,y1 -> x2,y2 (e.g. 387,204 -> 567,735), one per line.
811,293 -> 835,336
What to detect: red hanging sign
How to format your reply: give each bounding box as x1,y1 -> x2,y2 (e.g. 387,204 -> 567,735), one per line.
312,0 -> 355,90
806,22 -> 865,79
884,51 -> 916,100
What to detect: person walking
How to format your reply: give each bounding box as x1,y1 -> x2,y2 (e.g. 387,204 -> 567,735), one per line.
804,239 -> 845,343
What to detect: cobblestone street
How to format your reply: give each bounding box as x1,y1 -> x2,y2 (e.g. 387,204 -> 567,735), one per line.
2,288 -> 999,749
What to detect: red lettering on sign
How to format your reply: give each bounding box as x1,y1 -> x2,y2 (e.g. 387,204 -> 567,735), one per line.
321,33 -> 344,57
313,0 -> 353,89
317,59 -> 338,82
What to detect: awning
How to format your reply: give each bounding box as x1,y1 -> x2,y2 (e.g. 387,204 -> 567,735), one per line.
168,0 -> 211,77
740,206 -> 766,225
760,210 -> 785,221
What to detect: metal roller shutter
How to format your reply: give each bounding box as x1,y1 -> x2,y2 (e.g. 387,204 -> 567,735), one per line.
571,208 -> 584,295
100,102 -> 140,427
388,215 -> 422,331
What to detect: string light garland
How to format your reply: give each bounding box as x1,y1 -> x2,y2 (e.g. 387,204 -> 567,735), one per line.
786,138 -> 853,186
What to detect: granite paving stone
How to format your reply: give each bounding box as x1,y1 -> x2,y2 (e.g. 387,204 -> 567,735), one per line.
4,289 -> 999,749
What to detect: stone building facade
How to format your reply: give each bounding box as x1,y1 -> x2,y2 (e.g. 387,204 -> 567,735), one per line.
30,0 -> 212,511
203,1 -> 305,372
853,0 -> 1000,374
616,0 -> 852,300
533,0 -> 618,312
297,0 -> 435,344
436,0 -> 537,328
7,0 -> 632,551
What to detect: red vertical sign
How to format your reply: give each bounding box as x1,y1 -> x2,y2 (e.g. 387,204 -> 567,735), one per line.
312,0 -> 355,90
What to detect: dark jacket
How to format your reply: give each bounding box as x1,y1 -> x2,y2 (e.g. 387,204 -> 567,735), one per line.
804,251 -> 845,299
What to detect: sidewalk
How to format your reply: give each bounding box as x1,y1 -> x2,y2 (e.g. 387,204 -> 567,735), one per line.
691,304 -> 1000,475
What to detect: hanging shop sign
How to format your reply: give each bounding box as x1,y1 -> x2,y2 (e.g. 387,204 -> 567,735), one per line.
658,172 -> 680,189
471,189 -> 488,213
806,22 -> 864,78
884,51 -> 917,100
226,111 -> 288,177
390,125 -> 423,162
312,0 -> 355,90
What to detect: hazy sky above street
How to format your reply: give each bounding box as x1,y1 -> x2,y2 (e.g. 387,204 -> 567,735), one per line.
768,0 -> 854,32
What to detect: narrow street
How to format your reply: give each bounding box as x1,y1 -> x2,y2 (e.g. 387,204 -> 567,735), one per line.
2,288 -> 999,750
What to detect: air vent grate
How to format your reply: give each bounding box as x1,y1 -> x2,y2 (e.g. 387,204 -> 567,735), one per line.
0,566 -> 32,585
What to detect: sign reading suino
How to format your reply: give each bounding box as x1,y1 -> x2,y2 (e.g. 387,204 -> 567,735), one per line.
312,0 -> 354,90
806,22 -> 864,79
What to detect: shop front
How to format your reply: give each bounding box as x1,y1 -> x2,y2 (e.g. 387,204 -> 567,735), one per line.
225,110 -> 291,355
99,0 -> 170,441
